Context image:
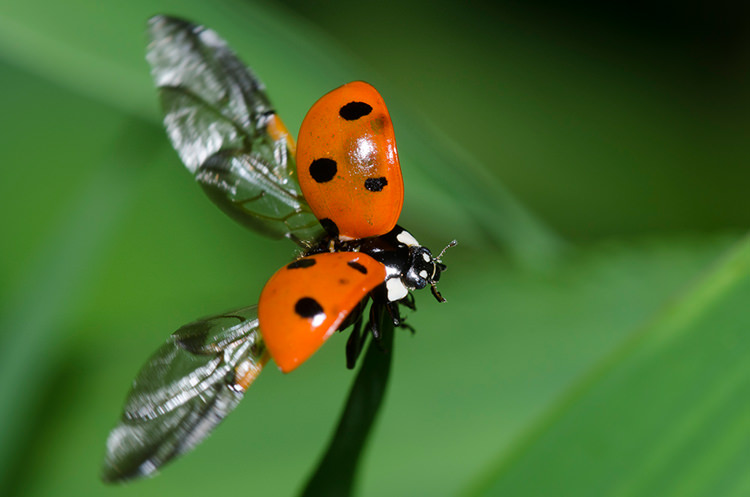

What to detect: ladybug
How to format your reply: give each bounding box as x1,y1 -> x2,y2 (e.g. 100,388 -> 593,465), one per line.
102,15 -> 455,482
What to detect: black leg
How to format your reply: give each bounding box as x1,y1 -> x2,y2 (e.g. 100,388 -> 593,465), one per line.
398,320 -> 416,334
385,302 -> 401,326
430,282 -> 446,303
395,302 -> 416,334
402,292 -> 417,311
368,301 -> 382,340
345,314 -> 366,369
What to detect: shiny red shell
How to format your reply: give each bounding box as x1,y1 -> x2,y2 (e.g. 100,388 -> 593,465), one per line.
257,252 -> 386,373
297,81 -> 404,240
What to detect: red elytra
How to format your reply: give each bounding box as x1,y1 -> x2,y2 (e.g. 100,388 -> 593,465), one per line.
296,81 -> 404,240
257,252 -> 386,373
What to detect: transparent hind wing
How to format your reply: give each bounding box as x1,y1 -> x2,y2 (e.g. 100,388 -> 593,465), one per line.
102,305 -> 268,482
147,15 -> 323,244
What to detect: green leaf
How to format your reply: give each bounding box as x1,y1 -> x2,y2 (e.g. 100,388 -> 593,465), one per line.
470,234 -> 750,497
0,121 -> 163,490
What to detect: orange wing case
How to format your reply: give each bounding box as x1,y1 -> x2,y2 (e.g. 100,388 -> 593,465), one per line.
258,252 -> 386,372
297,81 -> 404,240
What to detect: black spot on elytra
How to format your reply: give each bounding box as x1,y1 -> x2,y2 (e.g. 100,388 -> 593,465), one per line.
309,158 -> 337,183
295,297 -> 324,319
339,101 -> 373,120
319,218 -> 339,237
364,177 -> 388,192
347,261 -> 368,274
287,258 -> 316,270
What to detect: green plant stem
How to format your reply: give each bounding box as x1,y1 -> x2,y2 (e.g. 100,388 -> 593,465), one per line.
300,313 -> 395,497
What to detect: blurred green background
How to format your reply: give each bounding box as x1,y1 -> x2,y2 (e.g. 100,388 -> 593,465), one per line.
2,1 -> 749,496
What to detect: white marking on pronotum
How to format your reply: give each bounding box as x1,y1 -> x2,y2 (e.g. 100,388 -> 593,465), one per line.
419,270 -> 429,279
422,252 -> 430,263
396,230 -> 419,247
386,278 -> 409,301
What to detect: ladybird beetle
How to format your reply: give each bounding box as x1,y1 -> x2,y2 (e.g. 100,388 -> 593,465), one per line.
102,15 -> 455,482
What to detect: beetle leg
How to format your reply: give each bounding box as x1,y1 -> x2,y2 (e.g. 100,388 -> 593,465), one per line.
345,314 -> 366,369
